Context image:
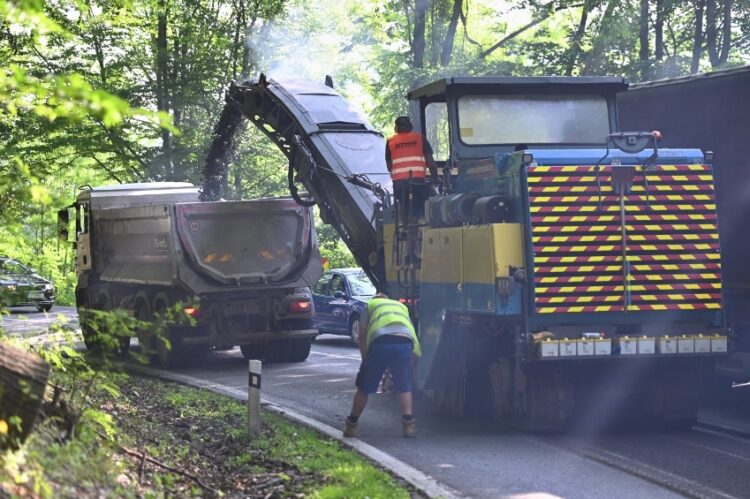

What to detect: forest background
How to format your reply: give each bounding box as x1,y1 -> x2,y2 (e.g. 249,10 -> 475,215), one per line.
2,0 -> 749,305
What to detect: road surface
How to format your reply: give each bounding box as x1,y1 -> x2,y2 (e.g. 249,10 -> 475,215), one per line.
0,305 -> 78,337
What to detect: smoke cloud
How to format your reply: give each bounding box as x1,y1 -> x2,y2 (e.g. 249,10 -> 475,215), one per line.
243,0 -> 376,117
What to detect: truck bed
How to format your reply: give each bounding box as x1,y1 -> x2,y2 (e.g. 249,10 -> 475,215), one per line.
94,197 -> 321,292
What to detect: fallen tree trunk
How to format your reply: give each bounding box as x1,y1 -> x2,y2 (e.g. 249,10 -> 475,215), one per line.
0,341 -> 50,449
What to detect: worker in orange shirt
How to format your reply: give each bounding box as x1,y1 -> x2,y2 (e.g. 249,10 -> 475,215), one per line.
385,116 -> 439,222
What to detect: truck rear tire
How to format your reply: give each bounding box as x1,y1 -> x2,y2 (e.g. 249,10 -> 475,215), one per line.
152,295 -> 188,369
135,300 -> 155,361
240,343 -> 266,360
98,292 -> 130,356
80,312 -> 101,351
287,337 -> 313,362
79,292 -> 129,356
155,330 -> 181,369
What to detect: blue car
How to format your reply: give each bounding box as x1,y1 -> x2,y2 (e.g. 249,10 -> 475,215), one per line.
312,268 -> 376,344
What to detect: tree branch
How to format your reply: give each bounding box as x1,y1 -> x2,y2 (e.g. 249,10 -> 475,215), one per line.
98,432 -> 219,494
479,3 -> 582,59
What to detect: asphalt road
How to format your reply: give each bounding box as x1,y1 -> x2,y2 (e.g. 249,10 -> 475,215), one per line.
0,305 -> 78,336
6,310 -> 750,498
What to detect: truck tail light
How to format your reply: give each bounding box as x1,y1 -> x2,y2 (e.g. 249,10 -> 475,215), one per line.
289,300 -> 311,313
183,306 -> 200,318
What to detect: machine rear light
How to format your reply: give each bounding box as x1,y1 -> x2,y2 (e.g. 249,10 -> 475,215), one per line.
183,306 -> 200,318
289,300 -> 311,313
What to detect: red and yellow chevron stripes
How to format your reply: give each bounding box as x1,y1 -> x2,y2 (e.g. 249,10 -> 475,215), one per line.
528,163 -> 722,314
628,303 -> 721,311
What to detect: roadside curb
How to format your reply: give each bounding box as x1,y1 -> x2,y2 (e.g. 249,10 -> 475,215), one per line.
127,364 -> 462,499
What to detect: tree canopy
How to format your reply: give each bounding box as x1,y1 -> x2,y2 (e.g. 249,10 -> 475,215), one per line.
1,0 -> 748,298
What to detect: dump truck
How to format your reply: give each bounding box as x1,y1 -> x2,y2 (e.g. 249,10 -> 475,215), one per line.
58,182 -> 322,367
618,65 -> 750,383
205,75 -> 728,429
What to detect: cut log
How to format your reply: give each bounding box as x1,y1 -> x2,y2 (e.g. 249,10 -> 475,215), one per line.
0,341 -> 50,449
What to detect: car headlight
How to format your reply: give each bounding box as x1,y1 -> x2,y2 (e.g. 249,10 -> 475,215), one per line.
5,284 -> 16,291
43,283 -> 54,292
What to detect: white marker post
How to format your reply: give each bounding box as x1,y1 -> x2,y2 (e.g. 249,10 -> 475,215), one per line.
248,359 -> 262,437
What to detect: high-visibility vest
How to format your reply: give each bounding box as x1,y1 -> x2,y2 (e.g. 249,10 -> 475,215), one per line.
387,132 -> 428,181
365,297 -> 421,356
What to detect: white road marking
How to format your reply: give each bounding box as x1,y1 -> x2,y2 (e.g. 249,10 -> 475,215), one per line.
667,434 -> 750,463
597,447 -> 737,499
310,350 -> 360,361
694,426 -> 750,446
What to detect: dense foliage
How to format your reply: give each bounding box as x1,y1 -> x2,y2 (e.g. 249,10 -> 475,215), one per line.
1,0 -> 748,300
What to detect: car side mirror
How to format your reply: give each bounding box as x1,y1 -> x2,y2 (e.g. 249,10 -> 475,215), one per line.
57,209 -> 70,242
333,290 -> 346,299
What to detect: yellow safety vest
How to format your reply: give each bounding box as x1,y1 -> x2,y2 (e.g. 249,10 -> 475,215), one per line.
365,297 -> 421,357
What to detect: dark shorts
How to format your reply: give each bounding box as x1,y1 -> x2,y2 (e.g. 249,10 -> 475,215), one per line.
355,337 -> 413,394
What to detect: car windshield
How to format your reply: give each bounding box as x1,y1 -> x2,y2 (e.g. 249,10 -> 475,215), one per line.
348,272 -> 376,296
0,259 -> 31,276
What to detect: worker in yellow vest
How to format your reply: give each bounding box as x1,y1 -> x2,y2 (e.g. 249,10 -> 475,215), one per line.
343,293 -> 422,438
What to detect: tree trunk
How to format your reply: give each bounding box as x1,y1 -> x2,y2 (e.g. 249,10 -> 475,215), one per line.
0,341 -> 50,449
655,0 -> 664,61
639,0 -> 650,63
440,0 -> 463,66
156,0 -> 173,180
719,0 -> 732,64
706,0 -> 719,67
412,0 -> 428,68
691,0 -> 705,74
565,1 -> 591,76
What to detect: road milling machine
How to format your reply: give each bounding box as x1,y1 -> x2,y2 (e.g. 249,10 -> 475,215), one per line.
205,74 -> 728,429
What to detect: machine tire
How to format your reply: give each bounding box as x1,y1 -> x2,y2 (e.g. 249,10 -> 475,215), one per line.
348,315 -> 360,346
36,304 -> 53,313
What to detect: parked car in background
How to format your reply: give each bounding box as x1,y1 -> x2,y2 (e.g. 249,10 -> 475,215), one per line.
312,268 -> 376,343
0,256 -> 55,312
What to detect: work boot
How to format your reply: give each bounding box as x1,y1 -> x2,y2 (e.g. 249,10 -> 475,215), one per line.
402,417 -> 416,438
343,417 -> 359,438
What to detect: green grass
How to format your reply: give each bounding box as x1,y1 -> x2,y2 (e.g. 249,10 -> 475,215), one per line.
256,413 -> 411,498
160,383 -> 412,498
2,367 -> 412,498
